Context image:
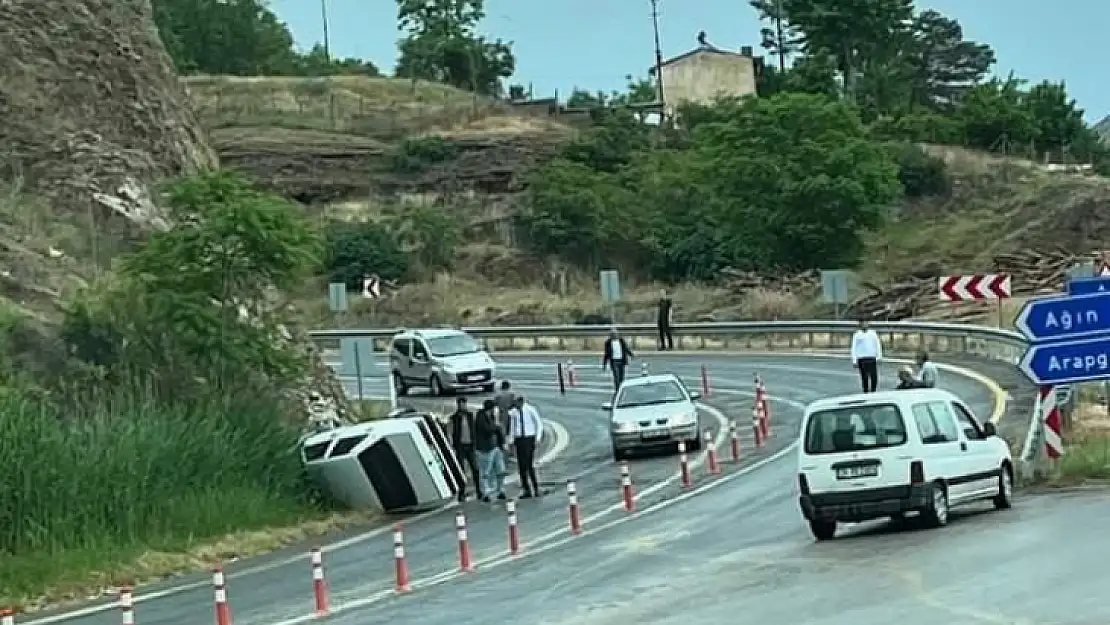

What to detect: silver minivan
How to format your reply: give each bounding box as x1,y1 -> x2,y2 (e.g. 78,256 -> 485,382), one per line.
389,329 -> 497,396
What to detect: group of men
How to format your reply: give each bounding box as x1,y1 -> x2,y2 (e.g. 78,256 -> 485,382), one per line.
447,381 -> 543,503
850,318 -> 939,392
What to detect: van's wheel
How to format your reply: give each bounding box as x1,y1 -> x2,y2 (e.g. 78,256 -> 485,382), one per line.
687,431 -> 703,452
392,371 -> 409,396
429,375 -> 444,396
809,519 -> 836,541
612,445 -> 626,461
993,464 -> 1014,510
922,482 -> 949,528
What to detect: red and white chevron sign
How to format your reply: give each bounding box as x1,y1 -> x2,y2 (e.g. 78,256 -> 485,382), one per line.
938,274 -> 1011,301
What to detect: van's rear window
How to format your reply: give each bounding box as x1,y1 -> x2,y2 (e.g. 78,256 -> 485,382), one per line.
804,403 -> 908,455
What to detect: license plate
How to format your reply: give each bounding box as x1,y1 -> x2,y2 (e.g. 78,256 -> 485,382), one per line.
836,465 -> 879,479
465,374 -> 484,382
641,428 -> 670,439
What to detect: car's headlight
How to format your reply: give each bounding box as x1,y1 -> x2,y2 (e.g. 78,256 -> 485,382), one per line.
612,421 -> 637,433
672,411 -> 697,425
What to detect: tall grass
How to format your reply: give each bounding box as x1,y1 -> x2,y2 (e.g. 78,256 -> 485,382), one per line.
0,386 -> 323,605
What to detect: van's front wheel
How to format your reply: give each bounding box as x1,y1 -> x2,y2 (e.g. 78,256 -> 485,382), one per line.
809,519 -> 836,541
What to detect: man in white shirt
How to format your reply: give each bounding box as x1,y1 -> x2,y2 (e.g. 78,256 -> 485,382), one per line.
850,319 -> 882,393
601,328 -> 634,390
508,396 -> 543,498
915,351 -> 939,388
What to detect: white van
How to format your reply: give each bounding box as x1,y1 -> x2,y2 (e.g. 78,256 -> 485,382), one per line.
389,329 -> 497,396
796,388 -> 1013,541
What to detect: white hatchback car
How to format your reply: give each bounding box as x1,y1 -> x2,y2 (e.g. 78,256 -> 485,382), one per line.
796,388 -> 1013,541
604,373 -> 701,460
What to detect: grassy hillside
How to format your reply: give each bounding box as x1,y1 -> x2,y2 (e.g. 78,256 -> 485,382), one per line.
187,75 -> 1110,327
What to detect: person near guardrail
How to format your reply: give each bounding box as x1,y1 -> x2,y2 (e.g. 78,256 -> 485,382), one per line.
896,366 -> 928,390
602,328 -> 634,390
475,399 -> 508,502
449,397 -> 481,502
850,319 -> 882,393
508,396 -> 543,498
915,351 -> 938,388
657,289 -> 675,351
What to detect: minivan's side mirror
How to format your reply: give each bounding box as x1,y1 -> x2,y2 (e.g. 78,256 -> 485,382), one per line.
982,421 -> 997,437
601,401 -> 613,411
689,391 -> 701,400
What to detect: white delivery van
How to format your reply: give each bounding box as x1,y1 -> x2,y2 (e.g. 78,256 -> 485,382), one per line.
796,388 -> 1013,541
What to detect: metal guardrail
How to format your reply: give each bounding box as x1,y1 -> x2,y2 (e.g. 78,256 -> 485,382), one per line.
309,320 -> 1027,364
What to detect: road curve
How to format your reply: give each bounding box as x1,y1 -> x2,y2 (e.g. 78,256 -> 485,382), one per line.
28,354 -> 1002,625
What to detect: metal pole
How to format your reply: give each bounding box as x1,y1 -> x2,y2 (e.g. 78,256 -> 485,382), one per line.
320,0 -> 331,60
354,344 -> 364,402
649,0 -> 665,106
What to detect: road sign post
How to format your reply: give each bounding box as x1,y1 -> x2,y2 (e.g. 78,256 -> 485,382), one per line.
600,270 -> 620,324
328,282 -> 348,312
820,270 -> 852,319
340,337 -> 374,401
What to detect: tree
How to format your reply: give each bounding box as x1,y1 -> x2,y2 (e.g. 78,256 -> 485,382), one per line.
394,0 -> 515,96
782,0 -> 914,99
1023,81 -> 1086,153
294,44 -> 380,77
750,0 -> 803,71
907,10 -> 994,110
957,77 -> 1037,150
324,221 -> 409,287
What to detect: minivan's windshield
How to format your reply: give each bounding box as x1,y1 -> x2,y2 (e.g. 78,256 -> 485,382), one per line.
427,334 -> 481,357
616,381 -> 687,408
804,403 -> 907,454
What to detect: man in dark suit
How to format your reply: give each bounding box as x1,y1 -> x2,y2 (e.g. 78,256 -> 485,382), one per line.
448,397 -> 480,502
601,328 -> 634,390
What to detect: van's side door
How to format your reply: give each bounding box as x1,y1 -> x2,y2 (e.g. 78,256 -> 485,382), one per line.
410,339 -> 432,382
910,400 -> 970,501
950,401 -> 1000,497
391,338 -> 412,380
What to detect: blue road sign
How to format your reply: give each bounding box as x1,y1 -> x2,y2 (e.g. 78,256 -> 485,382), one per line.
1020,335 -> 1110,385
1067,276 -> 1110,296
1014,291 -> 1110,342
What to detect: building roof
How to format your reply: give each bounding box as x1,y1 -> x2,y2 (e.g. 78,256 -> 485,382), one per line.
649,45 -> 752,75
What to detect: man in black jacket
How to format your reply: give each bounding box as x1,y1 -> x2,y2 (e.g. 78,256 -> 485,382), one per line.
657,289 -> 675,351
449,397 -> 480,502
474,399 -> 507,502
601,328 -> 634,390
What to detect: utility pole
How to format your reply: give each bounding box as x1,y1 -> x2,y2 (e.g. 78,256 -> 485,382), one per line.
649,0 -> 665,106
321,0 -> 331,60
774,0 -> 786,72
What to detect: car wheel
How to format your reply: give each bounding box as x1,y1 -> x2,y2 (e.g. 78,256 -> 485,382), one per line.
922,482 -> 949,528
687,431 -> 703,452
993,464 -> 1013,510
809,519 -> 836,541
392,371 -> 408,396
612,444 -> 626,461
429,375 -> 444,396
482,383 -> 495,393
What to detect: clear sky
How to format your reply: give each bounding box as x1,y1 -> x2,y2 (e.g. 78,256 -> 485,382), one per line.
270,0 -> 1108,121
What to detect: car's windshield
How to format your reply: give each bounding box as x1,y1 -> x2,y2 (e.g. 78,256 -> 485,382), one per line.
427,334 -> 481,357
804,403 -> 907,454
616,380 -> 687,408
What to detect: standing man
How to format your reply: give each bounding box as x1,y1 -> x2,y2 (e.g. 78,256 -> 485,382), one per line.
657,288 -> 675,351
915,351 -> 939,388
602,328 -> 634,390
494,380 -> 516,437
448,397 -> 480,502
474,399 -> 507,502
507,396 -> 543,498
850,319 -> 882,393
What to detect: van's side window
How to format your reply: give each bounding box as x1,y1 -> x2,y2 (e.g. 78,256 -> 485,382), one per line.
951,403 -> 983,440
412,341 -> 429,359
392,338 -> 410,357
911,402 -> 960,444
928,402 -> 961,442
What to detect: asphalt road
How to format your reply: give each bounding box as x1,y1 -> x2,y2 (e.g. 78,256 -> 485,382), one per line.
29,353 -> 1007,625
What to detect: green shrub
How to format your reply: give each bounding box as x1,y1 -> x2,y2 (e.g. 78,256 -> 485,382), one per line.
324,220 -> 409,287
893,143 -> 951,198
0,386 -> 319,603
388,136 -> 459,173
